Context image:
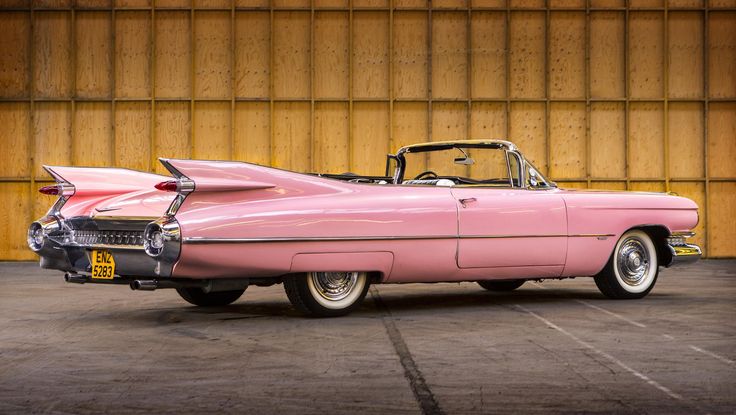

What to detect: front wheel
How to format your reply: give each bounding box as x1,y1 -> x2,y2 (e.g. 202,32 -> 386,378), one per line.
176,287 -> 246,307
594,229 -> 659,299
284,272 -> 370,317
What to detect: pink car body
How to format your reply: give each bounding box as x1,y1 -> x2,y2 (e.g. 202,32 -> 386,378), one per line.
28,140 -> 700,304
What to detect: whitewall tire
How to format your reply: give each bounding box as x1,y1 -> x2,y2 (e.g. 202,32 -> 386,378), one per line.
284,272 -> 370,317
594,229 -> 659,299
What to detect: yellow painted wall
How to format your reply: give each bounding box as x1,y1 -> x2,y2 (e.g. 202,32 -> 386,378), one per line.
0,0 -> 735,259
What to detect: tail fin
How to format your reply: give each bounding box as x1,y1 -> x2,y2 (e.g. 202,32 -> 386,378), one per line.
42,166 -> 172,217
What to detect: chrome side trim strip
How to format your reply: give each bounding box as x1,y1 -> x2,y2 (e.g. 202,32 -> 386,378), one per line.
183,234 -> 614,244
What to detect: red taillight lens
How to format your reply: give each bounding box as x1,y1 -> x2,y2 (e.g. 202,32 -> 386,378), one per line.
39,185 -> 60,195
155,180 -> 178,192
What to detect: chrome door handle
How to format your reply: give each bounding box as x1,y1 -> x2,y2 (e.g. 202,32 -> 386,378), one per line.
459,197 -> 477,207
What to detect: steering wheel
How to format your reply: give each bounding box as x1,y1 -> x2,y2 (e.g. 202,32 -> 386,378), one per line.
413,170 -> 439,180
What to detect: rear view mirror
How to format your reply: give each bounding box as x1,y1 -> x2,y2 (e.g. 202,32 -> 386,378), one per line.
454,157 -> 474,165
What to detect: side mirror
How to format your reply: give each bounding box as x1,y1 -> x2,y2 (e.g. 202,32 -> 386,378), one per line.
454,157 -> 475,165
529,169 -> 539,187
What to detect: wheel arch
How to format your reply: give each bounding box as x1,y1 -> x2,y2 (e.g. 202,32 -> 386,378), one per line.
626,225 -> 672,268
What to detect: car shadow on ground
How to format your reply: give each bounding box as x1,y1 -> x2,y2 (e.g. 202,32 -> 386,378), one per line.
77,286 -> 682,330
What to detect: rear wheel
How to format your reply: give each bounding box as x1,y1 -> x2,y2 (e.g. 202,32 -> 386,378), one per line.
284,272 -> 370,317
176,287 -> 246,307
594,229 -> 659,299
477,280 -> 525,291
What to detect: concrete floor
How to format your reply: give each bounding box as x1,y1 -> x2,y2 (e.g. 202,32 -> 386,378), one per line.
0,261 -> 734,414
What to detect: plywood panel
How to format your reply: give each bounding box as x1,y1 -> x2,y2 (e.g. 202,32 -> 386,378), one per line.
354,0 -> 389,6
510,0 -> 545,7
73,102 -> 112,167
193,102 -> 231,160
194,0 -> 231,7
549,12 -> 585,99
668,12 -> 703,99
235,11 -> 270,99
154,102 -> 190,175
115,11 -> 151,98
590,181 -> 627,190
470,102 -> 506,140
670,182 -> 706,254
155,0 -> 188,6
0,103 -> 29,177
392,102 -> 428,152
561,182 -> 588,189
668,103 -> 704,178
471,12 -> 505,99
708,102 -> 736,178
708,12 -> 736,98
33,102 -> 71,178
314,12 -> 349,99
432,11 -> 467,99
353,11 -> 389,99
509,12 -> 545,98
471,0 -> 505,7
590,12 -> 625,98
0,12 -> 29,98
114,102 -> 150,171
590,103 -> 625,179
630,0 -> 664,7
395,0 -> 428,7
711,0 -> 736,8
430,102 -> 467,176
314,102 -> 349,174
34,0 -> 74,10
630,181 -> 666,192
273,102 -> 311,171
155,11 -> 191,98
315,0 -> 349,7
629,12 -> 664,99
235,0 -> 269,6
273,12 -> 310,99
115,0 -> 151,6
34,12 -> 72,98
352,102 -> 389,176
551,0 -> 586,6
0,183 -> 32,260
433,0 -> 465,7
549,103 -> 586,179
668,0 -> 703,6
234,102 -> 270,166
76,12 -> 112,99
393,11 -> 428,99
509,102 -> 546,173
273,0 -> 310,7
629,102 -> 664,179
194,12 -> 231,99
709,182 -> 736,257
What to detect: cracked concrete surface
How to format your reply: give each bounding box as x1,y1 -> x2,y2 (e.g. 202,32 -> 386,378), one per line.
0,260 -> 734,414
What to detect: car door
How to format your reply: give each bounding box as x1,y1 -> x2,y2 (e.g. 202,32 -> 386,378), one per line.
450,187 -> 567,269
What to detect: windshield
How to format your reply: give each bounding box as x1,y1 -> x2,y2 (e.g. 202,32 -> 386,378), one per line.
400,147 -> 515,186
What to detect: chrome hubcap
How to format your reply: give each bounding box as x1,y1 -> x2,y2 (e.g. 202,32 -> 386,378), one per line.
310,272 -> 358,301
617,237 -> 650,286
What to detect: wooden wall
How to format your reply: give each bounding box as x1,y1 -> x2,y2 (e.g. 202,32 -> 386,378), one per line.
0,0 -> 734,259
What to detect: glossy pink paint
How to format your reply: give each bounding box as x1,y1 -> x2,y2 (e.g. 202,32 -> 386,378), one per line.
45,160 -> 699,283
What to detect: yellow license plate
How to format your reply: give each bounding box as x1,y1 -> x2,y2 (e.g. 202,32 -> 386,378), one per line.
90,250 -> 116,279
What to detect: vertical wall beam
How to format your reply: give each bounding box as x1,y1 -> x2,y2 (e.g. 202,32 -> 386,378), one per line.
310,0 -> 315,171
466,2 -> 472,142
151,4 -> 156,171
703,5 -> 710,255
348,0 -> 353,170
111,6 -> 116,164
70,7 -> 76,167
504,3 -> 510,143
427,1 -> 432,144
585,0 -> 591,188
389,0 -> 394,153
663,4 -> 669,192
544,1 -> 550,176
28,5 -> 35,217
624,0 -> 630,190
230,1 -> 236,162
190,5 -> 195,159
269,1 -> 275,167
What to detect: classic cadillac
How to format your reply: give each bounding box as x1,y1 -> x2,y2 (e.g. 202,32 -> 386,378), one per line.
28,140 -> 701,317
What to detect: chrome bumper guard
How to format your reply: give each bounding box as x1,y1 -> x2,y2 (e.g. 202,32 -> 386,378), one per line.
664,232 -> 702,267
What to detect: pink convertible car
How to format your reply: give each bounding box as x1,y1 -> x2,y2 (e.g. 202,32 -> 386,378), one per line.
28,140 -> 701,316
